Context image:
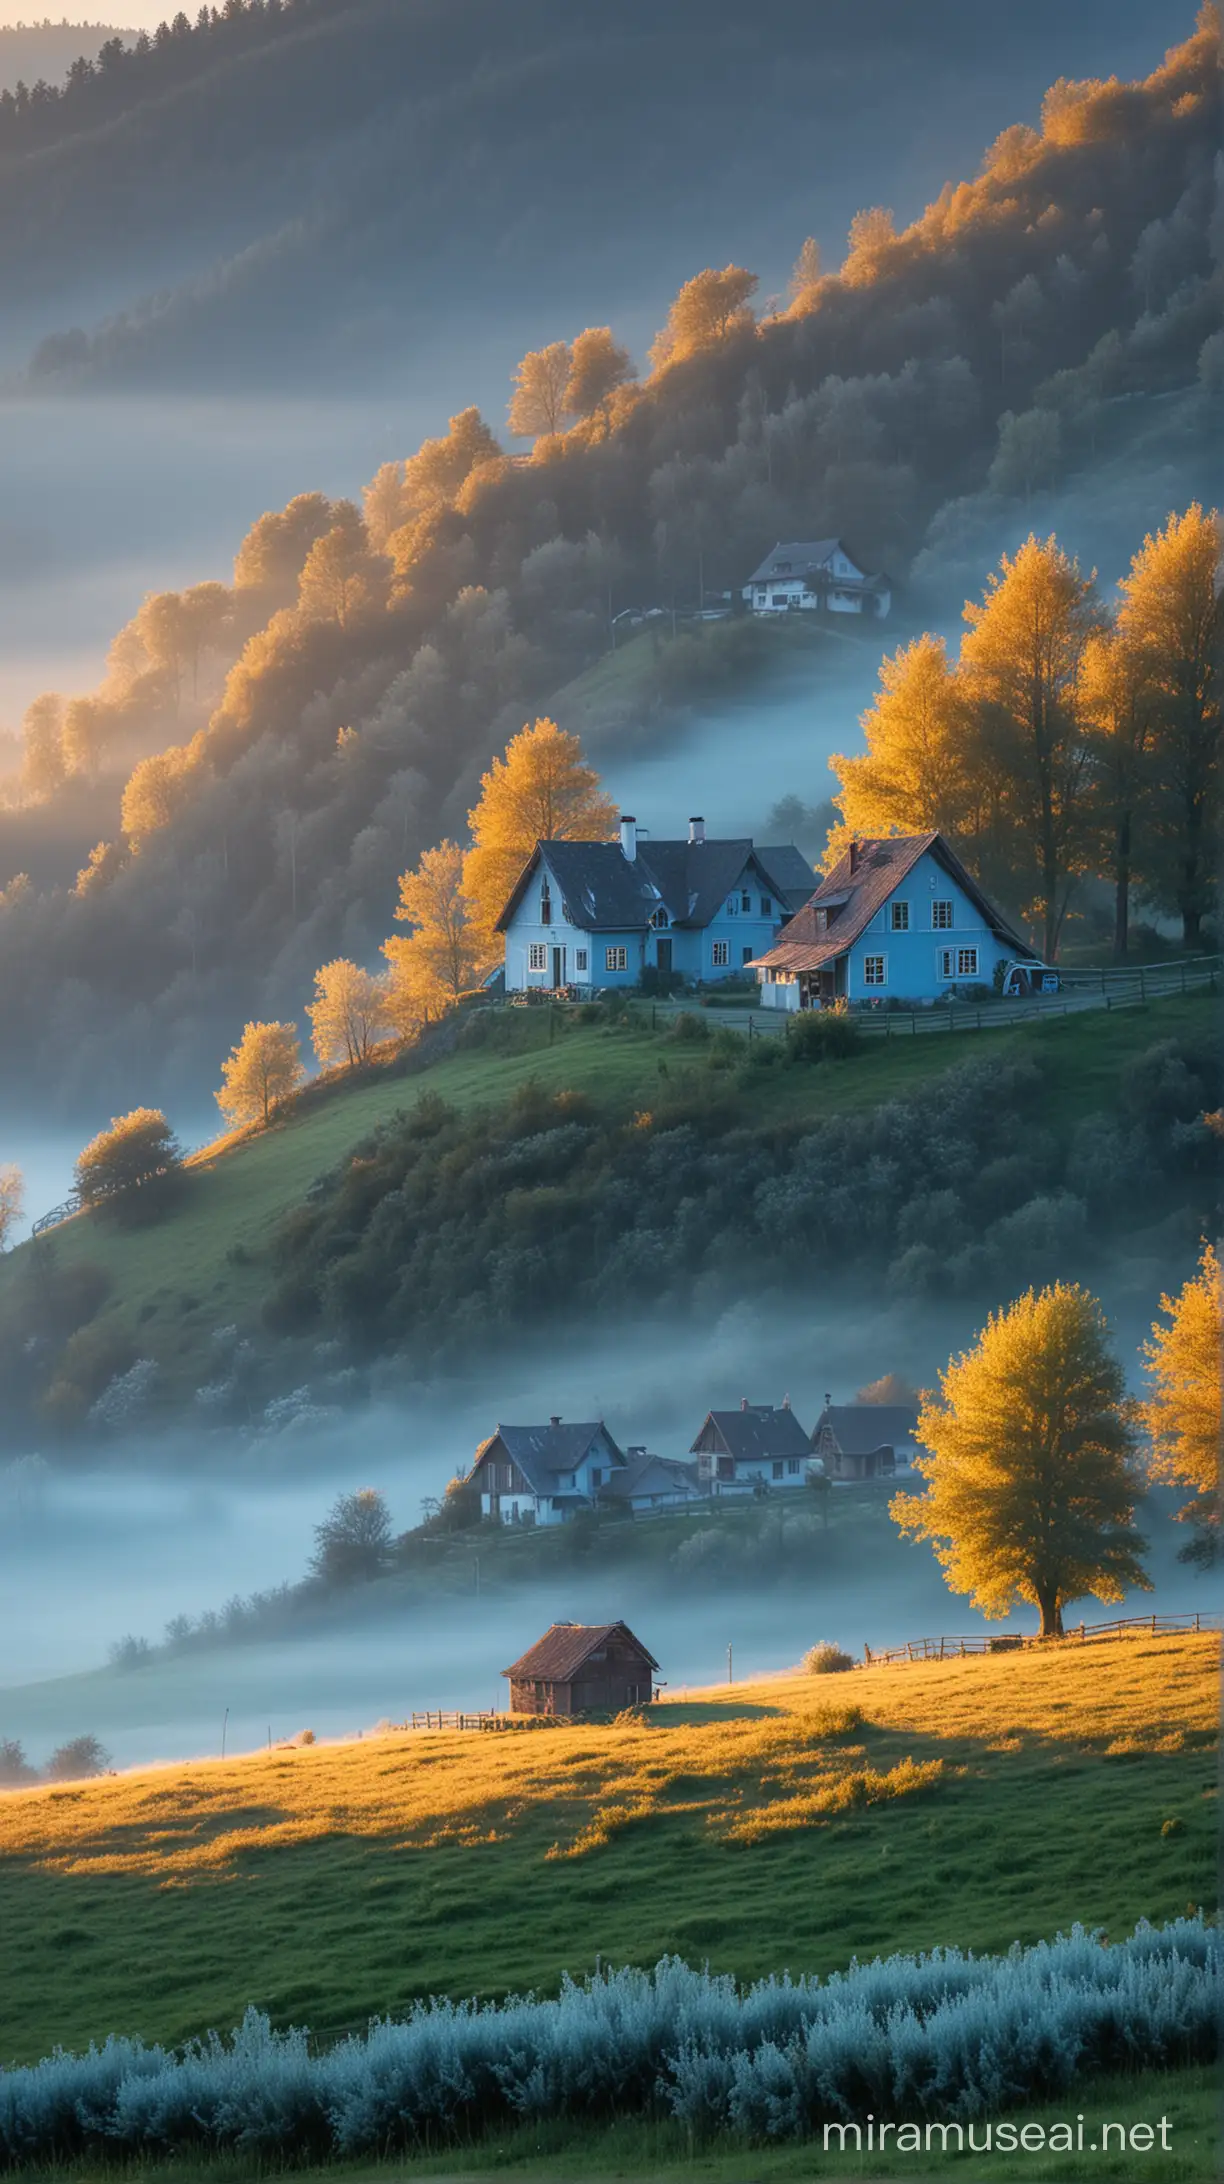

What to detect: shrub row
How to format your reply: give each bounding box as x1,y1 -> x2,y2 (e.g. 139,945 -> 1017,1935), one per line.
0,1919 -> 1213,2164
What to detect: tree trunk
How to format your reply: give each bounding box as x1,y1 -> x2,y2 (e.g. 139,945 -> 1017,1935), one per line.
1112,812 -> 1131,962
1035,1581 -> 1064,1638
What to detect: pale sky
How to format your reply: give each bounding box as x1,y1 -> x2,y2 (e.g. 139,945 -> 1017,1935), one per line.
0,7 -> 150,27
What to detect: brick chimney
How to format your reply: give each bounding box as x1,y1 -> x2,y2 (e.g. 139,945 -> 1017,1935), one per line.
782,1393 -> 791,1410
824,1391 -> 832,1411
620,814 -> 637,861
741,1395 -> 749,1411
688,815 -> 706,844
848,839 -> 861,874
549,1414 -> 561,1426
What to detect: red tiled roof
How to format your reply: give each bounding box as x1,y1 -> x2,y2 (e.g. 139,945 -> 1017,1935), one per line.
750,832 -> 1027,972
502,1620 -> 659,1683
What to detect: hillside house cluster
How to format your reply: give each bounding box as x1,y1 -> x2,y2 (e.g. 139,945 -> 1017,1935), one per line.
466,1396 -> 920,1527
498,818 -> 1028,1012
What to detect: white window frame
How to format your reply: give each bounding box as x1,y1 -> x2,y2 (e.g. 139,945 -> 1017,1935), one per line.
605,946 -> 628,972
527,943 -> 547,972
957,946 -> 979,977
937,947 -> 955,981
890,900 -> 910,931
575,948 -> 588,972
760,894 -> 772,916
862,954 -> 887,987
711,939 -> 729,967
932,899 -> 954,930
725,896 -> 739,916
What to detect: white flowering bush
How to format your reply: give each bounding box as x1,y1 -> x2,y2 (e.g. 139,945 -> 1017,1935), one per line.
0,1919 -> 1214,2164
87,1360 -> 157,1431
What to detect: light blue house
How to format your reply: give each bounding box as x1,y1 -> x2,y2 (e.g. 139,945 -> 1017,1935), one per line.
496,816 -> 816,992
751,832 -> 1029,1009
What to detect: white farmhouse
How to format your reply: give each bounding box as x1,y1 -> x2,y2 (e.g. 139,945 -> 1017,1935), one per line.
743,539 -> 890,619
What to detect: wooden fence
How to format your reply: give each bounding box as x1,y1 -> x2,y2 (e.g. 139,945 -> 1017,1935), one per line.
862,1610 -> 1221,1668
406,1709 -> 560,1732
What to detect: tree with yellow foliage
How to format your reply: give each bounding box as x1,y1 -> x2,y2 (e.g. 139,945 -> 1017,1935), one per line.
462,718 -> 618,942
382,841 -> 488,1029
891,1284 -> 1148,1638
648,266 -> 758,371
215,1021 -> 304,1127
959,535 -> 1100,959
0,1163 -> 24,1251
1142,1242 -> 1221,1554
74,1108 -> 182,1208
121,742 -> 201,852
297,511 -> 387,629
1077,627 -> 1155,959
1114,504 -> 1221,947
307,960 -> 391,1068
508,341 -> 573,439
564,327 -> 634,419
829,635 -> 980,860
786,236 -> 823,315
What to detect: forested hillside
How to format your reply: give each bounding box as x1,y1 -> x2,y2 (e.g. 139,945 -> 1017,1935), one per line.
0,0 -> 1172,388
0,22 -> 134,98
0,12 -> 1219,1116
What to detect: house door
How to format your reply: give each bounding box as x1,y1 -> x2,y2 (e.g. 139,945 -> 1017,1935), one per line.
819,968 -> 837,1006
551,945 -> 565,986
656,938 -> 672,974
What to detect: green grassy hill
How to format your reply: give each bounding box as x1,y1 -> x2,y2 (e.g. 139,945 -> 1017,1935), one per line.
0,1634 -> 1215,2064
0,991 -> 1211,1422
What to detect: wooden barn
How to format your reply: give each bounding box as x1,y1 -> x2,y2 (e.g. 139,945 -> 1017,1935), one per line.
502,1621 -> 659,1717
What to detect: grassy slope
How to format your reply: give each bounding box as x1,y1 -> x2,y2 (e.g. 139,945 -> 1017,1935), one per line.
0,1633 -> 1215,2066
0,993 -> 1209,1407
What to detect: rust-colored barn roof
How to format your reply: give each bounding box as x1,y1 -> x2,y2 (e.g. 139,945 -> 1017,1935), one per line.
502,1620 -> 659,1683
750,831 -> 1028,973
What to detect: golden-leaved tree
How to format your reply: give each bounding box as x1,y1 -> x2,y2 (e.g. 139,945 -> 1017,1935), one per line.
462,718 -> 618,945
1077,626 -> 1155,960
891,1284 -> 1148,1637
1115,503 -> 1222,947
648,266 -> 758,370
0,1163 -> 24,1249
827,635 -> 982,870
215,1022 -> 304,1126
564,328 -> 634,420
74,1109 -> 182,1206
382,841 -> 488,1030
959,534 -> 1100,959
307,960 -> 391,1068
508,342 -> 573,439
1142,1241 -> 1221,1550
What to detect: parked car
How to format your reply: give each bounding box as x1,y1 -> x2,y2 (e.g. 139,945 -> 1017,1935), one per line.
1001,960 -> 1061,996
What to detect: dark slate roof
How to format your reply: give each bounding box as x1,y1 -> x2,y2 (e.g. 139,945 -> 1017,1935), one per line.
503,1620 -> 660,1682
693,1403 -> 811,1462
607,1451 -> 701,1501
496,838 -> 816,934
755,844 -> 821,909
751,832 -> 1028,973
472,1422 -> 624,1497
746,539 -> 842,584
813,1404 -> 919,1455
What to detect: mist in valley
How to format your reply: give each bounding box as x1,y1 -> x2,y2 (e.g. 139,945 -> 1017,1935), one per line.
0,1278 -> 1209,1772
